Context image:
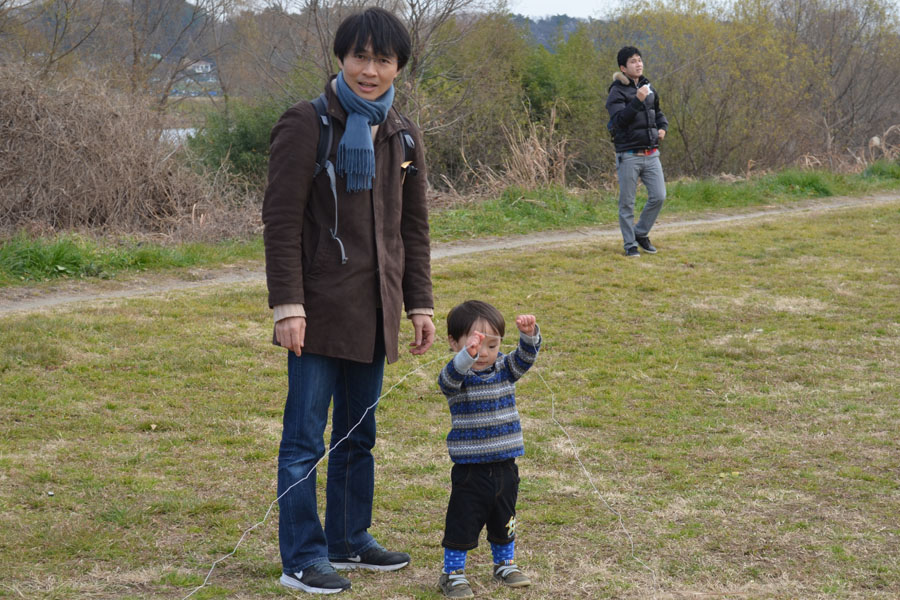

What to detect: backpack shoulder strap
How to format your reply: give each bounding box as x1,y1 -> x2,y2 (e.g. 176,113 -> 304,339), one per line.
397,114 -> 418,178
310,93 -> 346,264
311,93 -> 332,178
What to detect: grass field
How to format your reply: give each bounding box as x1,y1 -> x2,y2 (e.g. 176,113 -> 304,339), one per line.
1,200 -> 898,599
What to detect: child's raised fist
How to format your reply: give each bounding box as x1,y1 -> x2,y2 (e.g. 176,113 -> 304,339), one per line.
516,315 -> 536,336
466,331 -> 485,358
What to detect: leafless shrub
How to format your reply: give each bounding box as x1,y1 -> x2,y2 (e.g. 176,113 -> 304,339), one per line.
793,124 -> 900,174
467,105 -> 570,195
796,150 -> 869,174
798,154 -> 825,169
0,64 -> 258,240
868,124 -> 900,162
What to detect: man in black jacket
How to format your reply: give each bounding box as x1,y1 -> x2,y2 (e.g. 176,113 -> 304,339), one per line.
606,46 -> 668,257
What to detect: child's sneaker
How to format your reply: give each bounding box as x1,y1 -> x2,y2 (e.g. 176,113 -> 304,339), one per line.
493,562 -> 531,587
439,570 -> 474,598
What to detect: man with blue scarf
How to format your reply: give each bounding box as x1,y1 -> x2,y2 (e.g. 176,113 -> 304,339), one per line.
262,7 -> 435,595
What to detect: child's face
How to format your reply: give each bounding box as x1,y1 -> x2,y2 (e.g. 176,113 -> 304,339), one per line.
449,319 -> 502,371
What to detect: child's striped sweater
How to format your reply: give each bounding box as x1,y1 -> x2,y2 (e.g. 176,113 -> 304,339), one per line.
438,327 -> 541,464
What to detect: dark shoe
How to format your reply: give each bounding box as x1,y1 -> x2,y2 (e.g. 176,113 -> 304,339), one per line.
331,544 -> 410,571
635,236 -> 657,254
439,570 -> 474,598
493,562 -> 531,587
280,563 -> 351,594
625,246 -> 640,258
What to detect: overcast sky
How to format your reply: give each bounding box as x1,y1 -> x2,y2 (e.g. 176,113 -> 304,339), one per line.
508,0 -> 621,20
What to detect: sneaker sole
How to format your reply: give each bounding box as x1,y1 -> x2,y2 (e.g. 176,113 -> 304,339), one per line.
494,576 -> 532,588
331,560 -> 409,572
440,583 -> 474,598
280,574 -> 349,594
640,247 -> 657,254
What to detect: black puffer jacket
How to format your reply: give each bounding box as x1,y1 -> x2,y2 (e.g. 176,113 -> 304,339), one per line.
605,72 -> 669,153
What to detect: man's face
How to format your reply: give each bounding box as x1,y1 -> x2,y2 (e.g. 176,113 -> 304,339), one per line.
338,42 -> 400,101
620,54 -> 643,81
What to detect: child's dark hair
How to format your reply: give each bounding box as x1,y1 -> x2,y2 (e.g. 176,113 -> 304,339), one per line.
333,7 -> 412,69
617,45 -> 641,68
446,300 -> 505,341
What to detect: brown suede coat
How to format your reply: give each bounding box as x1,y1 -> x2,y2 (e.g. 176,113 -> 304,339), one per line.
262,82 -> 433,364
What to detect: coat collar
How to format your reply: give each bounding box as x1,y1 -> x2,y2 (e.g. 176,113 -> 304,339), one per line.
612,71 -> 648,87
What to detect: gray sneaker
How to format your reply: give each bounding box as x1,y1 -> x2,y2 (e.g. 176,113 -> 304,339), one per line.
439,570 -> 474,598
493,562 -> 531,587
625,246 -> 640,257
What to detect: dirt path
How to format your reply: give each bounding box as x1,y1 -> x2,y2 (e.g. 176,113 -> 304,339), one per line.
1,193 -> 897,315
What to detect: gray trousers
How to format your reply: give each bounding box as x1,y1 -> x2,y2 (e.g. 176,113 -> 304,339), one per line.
616,151 -> 666,250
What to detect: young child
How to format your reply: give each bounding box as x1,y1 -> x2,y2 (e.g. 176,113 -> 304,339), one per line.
437,300 -> 542,598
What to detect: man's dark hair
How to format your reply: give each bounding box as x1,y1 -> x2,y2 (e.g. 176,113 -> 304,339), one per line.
617,46 -> 641,68
446,300 -> 506,341
333,7 -> 411,70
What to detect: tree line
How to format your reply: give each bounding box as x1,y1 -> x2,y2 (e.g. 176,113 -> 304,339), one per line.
2,0 -> 899,193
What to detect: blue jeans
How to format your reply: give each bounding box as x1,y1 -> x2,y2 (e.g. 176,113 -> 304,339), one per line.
277,332 -> 385,573
616,151 -> 666,251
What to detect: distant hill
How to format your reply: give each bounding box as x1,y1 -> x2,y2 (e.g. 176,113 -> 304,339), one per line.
511,14 -> 586,49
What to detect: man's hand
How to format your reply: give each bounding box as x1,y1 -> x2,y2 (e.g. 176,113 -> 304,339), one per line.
516,314 -> 537,336
636,83 -> 650,101
465,331 -> 485,358
275,316 -> 306,357
658,129 -> 666,141
409,314 -> 435,355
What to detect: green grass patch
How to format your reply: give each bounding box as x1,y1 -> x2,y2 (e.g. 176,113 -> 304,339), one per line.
0,233 -> 262,285
429,184 -> 608,240
864,158 -> 900,180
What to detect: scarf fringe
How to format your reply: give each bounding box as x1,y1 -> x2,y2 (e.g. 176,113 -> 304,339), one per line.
337,146 -> 375,193
334,72 -> 393,193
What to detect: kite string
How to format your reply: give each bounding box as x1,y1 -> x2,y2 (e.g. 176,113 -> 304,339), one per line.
182,347 -> 661,598
534,367 -> 660,594
180,354 -> 445,600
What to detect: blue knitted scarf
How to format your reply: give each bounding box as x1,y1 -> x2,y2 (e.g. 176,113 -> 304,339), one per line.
335,71 -> 395,192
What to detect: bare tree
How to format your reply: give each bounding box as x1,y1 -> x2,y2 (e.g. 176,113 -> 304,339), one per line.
0,0 -> 28,42
32,0 -> 233,103
771,0 -> 900,155
0,0 -> 26,60
0,0 -> 105,76
218,0 -> 499,108
36,0 -> 107,76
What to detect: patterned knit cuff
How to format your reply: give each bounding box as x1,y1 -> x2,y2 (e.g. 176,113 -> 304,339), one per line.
520,323 -> 541,346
